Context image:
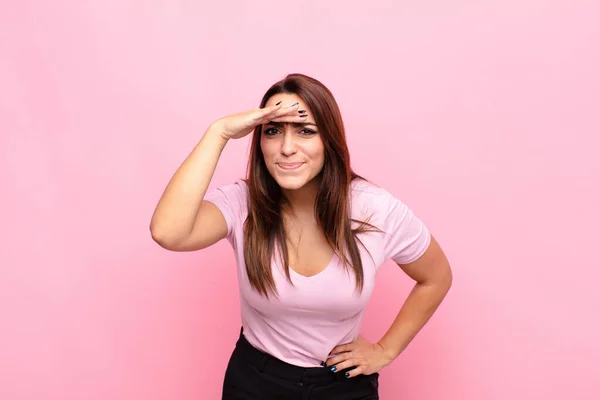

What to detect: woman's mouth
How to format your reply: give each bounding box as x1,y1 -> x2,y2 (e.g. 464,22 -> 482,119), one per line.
277,162 -> 304,170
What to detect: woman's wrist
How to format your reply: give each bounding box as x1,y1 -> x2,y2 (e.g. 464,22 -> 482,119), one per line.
376,339 -> 404,362
205,122 -> 230,149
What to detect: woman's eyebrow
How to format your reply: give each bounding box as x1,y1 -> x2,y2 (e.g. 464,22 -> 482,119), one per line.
265,121 -> 318,128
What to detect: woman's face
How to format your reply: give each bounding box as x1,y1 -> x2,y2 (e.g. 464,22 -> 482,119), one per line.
260,93 -> 325,191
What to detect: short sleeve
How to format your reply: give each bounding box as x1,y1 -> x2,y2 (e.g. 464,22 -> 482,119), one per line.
381,190 -> 431,265
203,180 -> 248,243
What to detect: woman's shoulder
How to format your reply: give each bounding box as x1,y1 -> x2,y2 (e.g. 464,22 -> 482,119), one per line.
204,178 -> 249,213
212,178 -> 249,196
349,178 -> 397,219
350,177 -> 394,202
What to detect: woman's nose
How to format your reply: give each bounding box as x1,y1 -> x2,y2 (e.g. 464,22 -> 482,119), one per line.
281,132 -> 297,155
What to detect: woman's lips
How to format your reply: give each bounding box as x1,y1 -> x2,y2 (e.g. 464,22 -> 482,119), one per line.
277,162 -> 304,170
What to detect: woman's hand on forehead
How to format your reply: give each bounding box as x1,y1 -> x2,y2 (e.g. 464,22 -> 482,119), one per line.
267,115 -> 311,125
263,103 -> 310,125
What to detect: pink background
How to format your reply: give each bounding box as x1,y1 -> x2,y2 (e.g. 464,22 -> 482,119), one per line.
2,1 -> 599,399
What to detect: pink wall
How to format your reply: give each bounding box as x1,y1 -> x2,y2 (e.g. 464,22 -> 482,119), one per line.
2,1 -> 599,399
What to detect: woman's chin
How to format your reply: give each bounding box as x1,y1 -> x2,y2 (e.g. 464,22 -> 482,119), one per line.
273,176 -> 308,191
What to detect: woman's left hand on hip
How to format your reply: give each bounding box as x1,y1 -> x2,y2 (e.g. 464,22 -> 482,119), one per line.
323,335 -> 394,378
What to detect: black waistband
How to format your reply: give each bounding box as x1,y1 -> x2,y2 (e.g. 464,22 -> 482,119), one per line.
233,327 -> 351,385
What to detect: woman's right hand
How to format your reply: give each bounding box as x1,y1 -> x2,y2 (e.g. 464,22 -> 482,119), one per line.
212,101 -> 306,140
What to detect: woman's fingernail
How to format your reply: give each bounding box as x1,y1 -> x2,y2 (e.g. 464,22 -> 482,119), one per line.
275,101 -> 282,105
298,109 -> 306,113
320,362 -> 327,367
300,114 -> 308,117
290,102 -> 299,107
330,366 -> 337,372
345,372 -> 350,378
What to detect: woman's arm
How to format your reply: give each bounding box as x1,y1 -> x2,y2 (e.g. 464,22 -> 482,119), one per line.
149,125 -> 230,250
150,102 -> 305,251
377,235 -> 453,358
325,235 -> 452,377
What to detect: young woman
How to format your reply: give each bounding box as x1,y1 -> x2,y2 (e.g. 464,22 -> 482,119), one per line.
150,73 -> 452,399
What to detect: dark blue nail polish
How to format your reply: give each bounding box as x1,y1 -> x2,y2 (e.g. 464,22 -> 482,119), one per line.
330,366 -> 337,372
275,101 -> 282,105
298,109 -> 306,113
320,362 -> 327,367
291,102 -> 299,107
345,372 -> 350,378
300,114 -> 308,117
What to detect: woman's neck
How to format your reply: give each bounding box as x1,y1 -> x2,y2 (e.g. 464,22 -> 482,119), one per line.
281,178 -> 320,218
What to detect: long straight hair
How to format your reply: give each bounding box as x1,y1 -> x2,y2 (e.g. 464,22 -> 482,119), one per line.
244,73 -> 378,298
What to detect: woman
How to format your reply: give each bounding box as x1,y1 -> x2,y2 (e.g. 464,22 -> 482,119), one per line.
150,73 -> 452,399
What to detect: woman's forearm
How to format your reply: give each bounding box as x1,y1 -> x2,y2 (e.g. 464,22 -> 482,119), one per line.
149,124 -> 229,245
377,278 -> 452,360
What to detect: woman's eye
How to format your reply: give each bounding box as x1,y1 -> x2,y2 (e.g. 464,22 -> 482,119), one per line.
263,128 -> 279,135
263,128 -> 316,136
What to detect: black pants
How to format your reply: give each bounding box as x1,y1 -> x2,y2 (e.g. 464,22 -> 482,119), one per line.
222,328 -> 379,400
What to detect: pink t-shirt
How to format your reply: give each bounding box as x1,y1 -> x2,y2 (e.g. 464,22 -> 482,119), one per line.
204,178 -> 431,367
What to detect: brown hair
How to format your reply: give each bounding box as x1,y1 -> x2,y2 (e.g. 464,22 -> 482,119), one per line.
244,73 -> 378,298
